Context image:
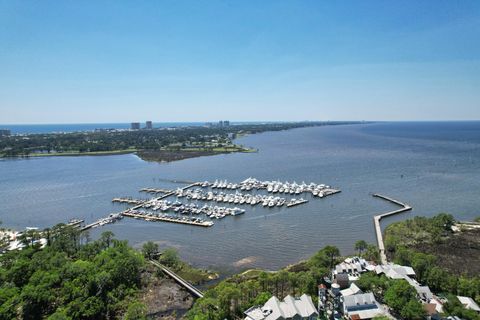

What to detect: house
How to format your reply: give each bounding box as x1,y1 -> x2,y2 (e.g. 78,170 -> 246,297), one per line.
457,296 -> 480,313
244,294 -> 318,320
342,292 -> 387,320
423,303 -> 441,320
334,257 -> 374,282
335,273 -> 350,289
376,263 -> 433,301
375,264 -> 416,279
341,283 -> 363,297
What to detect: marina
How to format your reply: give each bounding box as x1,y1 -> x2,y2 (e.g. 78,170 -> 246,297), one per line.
93,178 -> 341,229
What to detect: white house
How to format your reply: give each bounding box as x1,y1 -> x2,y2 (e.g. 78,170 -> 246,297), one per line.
244,294 -> 318,320
457,296 -> 480,313
342,292 -> 387,320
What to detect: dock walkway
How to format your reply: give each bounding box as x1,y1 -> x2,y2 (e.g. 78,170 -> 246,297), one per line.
149,260 -> 204,298
372,193 -> 412,264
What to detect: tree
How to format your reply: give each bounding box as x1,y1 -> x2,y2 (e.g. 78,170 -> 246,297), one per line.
159,248 -> 180,268
364,244 -> 380,263
400,300 -> 427,320
124,302 -> 147,320
100,231 -> 115,249
141,241 -> 159,260
323,245 -> 340,268
354,240 -> 368,256
384,280 -> 417,314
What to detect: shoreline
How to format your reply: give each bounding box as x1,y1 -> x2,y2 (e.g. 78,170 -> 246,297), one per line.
0,146 -> 258,162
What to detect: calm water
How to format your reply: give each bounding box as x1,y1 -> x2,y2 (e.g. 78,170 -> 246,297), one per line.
1,122 -> 479,272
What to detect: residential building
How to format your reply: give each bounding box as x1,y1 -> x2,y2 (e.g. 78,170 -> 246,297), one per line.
375,264 -> 416,279
423,303 -> 441,320
457,296 -> 480,313
335,273 -> 350,289
342,292 -> 387,320
145,121 -> 153,129
0,129 -> 11,136
131,122 -> 140,130
376,263 -> 433,301
334,256 -> 374,282
244,294 -> 318,320
341,283 -> 363,297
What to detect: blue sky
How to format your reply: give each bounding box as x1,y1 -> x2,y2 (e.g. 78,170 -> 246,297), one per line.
0,0 -> 479,123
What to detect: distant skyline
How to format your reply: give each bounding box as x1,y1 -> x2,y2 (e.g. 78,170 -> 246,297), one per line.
1,0 -> 479,124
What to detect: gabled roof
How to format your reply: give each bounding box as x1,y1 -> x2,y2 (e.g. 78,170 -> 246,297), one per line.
341,283 -> 363,297
245,294 -> 318,320
343,292 -> 378,309
457,296 -> 480,312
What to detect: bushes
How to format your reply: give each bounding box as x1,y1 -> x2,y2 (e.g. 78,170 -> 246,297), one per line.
384,213 -> 480,309
0,230 -> 145,319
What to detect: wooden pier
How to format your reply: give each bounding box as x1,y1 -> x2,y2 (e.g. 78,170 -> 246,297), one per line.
140,188 -> 173,194
286,199 -> 309,207
112,198 -> 146,205
150,260 -> 204,298
122,211 -> 213,227
372,193 -> 412,264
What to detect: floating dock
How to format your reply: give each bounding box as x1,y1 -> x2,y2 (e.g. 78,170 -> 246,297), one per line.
112,198 -> 145,205
140,188 -> 173,194
122,211 -> 213,227
286,199 -> 309,207
372,193 -> 412,264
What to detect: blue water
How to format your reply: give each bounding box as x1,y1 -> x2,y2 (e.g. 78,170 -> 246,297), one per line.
0,122 -> 479,271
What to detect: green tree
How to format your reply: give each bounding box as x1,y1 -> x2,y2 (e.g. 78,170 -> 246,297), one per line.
354,240 -> 368,256
124,302 -> 147,320
384,280 -> 417,314
159,248 -> 180,268
100,231 -> 115,249
141,241 -> 159,260
400,300 -> 426,320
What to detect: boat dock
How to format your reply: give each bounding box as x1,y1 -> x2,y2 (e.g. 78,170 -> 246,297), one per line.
140,188 -> 173,194
66,219 -> 84,228
286,198 -> 309,207
150,260 -> 204,298
372,193 -> 412,264
80,213 -> 124,231
112,198 -> 146,205
122,210 -> 214,227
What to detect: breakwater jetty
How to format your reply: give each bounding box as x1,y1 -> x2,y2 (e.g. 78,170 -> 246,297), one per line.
372,193 -> 412,264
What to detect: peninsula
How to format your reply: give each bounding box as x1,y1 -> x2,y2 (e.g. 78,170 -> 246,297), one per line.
0,121 -> 363,162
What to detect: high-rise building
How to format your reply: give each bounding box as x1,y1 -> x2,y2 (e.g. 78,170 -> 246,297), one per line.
146,121 -> 153,129
131,122 -> 140,130
0,129 -> 11,136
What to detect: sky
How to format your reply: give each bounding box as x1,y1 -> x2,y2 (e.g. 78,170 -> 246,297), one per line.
0,0 -> 479,124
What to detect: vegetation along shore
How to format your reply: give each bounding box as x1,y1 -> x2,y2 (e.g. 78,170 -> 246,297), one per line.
2,213 -> 478,319
0,121 -> 363,162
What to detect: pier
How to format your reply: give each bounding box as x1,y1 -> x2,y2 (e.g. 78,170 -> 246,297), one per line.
140,187 -> 173,194
122,210 -> 214,227
150,260 -> 204,298
112,198 -> 146,205
372,193 -> 412,264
